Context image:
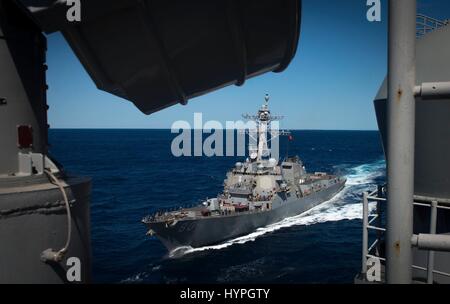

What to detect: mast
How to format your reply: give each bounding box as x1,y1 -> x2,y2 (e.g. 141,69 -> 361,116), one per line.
256,94 -> 270,161
242,94 -> 289,162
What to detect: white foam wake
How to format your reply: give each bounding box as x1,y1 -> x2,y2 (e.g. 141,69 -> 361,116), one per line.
169,160 -> 386,257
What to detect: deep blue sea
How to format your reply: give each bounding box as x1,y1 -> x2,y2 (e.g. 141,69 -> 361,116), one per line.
48,129 -> 385,284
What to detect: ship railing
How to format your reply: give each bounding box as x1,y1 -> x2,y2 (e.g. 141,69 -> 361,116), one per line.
145,201 -> 205,219
416,14 -> 448,38
145,200 -> 269,221
361,185 -> 450,283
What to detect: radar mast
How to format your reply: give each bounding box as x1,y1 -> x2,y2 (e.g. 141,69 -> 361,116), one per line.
242,95 -> 290,162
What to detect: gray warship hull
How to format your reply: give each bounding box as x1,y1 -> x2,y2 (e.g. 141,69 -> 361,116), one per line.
146,181 -> 345,252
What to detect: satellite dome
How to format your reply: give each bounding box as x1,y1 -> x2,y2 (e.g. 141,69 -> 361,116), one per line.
268,158 -> 277,167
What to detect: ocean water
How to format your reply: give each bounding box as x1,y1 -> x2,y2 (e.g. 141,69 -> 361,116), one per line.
48,129 -> 385,284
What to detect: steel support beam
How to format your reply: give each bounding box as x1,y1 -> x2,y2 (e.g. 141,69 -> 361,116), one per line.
362,192 -> 369,276
426,201 -> 438,284
386,0 -> 417,284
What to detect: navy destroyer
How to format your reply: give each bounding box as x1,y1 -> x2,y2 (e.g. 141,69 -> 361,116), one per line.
143,96 -> 346,252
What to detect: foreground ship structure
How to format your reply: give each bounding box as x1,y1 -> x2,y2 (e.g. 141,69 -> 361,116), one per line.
356,4 -> 450,284
0,0 -> 301,283
143,96 -> 346,252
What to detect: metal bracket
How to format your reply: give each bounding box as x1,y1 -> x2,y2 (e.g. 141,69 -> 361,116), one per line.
411,234 -> 450,252
414,82 -> 450,99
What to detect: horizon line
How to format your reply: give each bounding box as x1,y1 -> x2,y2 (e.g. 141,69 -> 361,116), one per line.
49,127 -> 379,132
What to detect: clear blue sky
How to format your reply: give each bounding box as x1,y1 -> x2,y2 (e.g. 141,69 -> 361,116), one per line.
46,0 -> 450,130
